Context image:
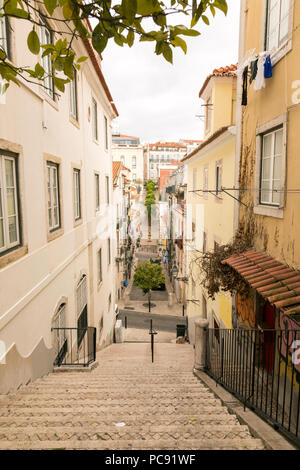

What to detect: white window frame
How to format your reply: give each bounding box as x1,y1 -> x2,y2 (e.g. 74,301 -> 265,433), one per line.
0,2 -> 9,57
47,161 -> 60,231
92,98 -> 98,142
255,114 -> 287,218
95,173 -> 100,212
40,17 -> 54,99
0,153 -> 20,254
104,115 -> 108,150
262,0 -> 294,66
215,160 -> 223,199
70,67 -> 78,121
73,168 -> 81,221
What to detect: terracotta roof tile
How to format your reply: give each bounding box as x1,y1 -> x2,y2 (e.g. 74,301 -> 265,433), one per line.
112,161 -> 122,184
222,249 -> 300,315
199,63 -> 237,98
148,142 -> 187,149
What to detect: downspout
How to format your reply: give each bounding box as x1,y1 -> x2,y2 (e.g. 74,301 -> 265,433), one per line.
234,0 -> 247,234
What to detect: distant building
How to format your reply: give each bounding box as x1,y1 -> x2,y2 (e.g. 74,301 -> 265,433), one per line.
145,142 -> 187,181
180,140 -> 203,156
112,134 -> 144,184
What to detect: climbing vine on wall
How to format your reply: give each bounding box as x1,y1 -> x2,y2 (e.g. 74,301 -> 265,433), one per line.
192,230 -> 253,300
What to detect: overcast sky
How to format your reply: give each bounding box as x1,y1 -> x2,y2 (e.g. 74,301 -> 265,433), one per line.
101,0 -> 240,144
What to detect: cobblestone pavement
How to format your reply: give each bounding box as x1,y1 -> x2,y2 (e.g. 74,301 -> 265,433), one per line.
0,344 -> 266,450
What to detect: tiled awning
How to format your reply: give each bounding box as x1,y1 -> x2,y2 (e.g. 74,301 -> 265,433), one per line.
222,249 -> 300,314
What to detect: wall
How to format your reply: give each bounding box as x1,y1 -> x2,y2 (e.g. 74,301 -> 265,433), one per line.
0,18 -> 117,392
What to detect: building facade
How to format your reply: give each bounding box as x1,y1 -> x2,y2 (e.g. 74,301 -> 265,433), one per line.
0,13 -> 118,392
146,142 -> 187,181
112,134 -> 144,184
183,65 -> 237,344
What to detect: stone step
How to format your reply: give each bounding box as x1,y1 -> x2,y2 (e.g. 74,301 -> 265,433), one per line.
0,405 -> 232,417
20,384 -> 207,393
6,390 -> 212,400
0,414 -> 239,427
0,438 -> 266,450
0,397 -> 222,408
0,424 -> 254,442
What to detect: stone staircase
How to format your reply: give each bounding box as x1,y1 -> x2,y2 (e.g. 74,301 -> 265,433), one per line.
0,343 -> 265,450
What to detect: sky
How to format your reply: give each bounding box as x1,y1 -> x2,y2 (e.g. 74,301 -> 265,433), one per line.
101,0 -> 241,144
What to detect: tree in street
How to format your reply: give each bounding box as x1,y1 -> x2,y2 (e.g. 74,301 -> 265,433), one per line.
0,0 -> 228,93
134,261 -> 165,312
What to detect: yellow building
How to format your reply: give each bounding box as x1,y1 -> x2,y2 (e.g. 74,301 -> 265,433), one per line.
225,0 -> 300,332
183,65 -> 237,344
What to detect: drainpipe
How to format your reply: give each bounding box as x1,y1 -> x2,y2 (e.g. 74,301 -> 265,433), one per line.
234,0 -> 247,234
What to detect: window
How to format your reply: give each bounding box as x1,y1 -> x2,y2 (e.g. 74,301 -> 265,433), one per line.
104,116 -> 108,150
52,303 -> 67,366
265,0 -> 290,51
47,161 -> 60,231
70,68 -> 78,121
97,248 -> 102,284
95,173 -> 100,211
260,127 -> 283,206
92,98 -> 98,141
0,152 -> 20,254
77,275 -> 87,346
106,176 -> 110,204
132,156 -> 136,169
40,18 -> 54,98
0,1 -> 10,58
107,237 -> 111,265
133,173 -> 136,181
216,162 -> 222,197
73,169 -> 81,220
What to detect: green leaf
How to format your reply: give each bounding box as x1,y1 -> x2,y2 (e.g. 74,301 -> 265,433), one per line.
127,29 -> 135,47
77,56 -> 88,63
92,24 -> 108,54
121,0 -> 137,24
0,48 -> 7,60
137,0 -> 161,16
44,0 -> 57,15
54,76 -> 69,92
175,25 -> 200,37
202,15 -> 209,25
162,43 -> 173,64
27,30 -> 40,55
170,36 -> 187,54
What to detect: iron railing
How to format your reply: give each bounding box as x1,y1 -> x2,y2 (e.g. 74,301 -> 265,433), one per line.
205,328 -> 300,447
51,327 -> 96,367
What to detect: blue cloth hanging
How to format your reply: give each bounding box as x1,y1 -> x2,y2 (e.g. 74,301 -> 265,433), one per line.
264,55 -> 273,79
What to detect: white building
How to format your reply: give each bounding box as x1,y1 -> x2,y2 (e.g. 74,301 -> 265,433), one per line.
0,14 -> 118,392
146,142 -> 187,181
112,134 -> 144,184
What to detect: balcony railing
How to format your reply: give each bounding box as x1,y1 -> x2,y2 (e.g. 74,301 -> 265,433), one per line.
205,328 -> 300,447
52,327 -> 96,367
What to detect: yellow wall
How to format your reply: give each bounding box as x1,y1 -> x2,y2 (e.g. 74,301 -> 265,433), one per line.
187,137 -> 236,330
239,0 -> 300,270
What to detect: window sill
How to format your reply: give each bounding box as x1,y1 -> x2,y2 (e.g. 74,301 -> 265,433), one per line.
74,218 -> 83,228
254,205 -> 284,219
0,245 -> 28,269
40,89 -> 59,112
70,115 -> 80,129
47,227 -> 64,243
270,39 -> 292,67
